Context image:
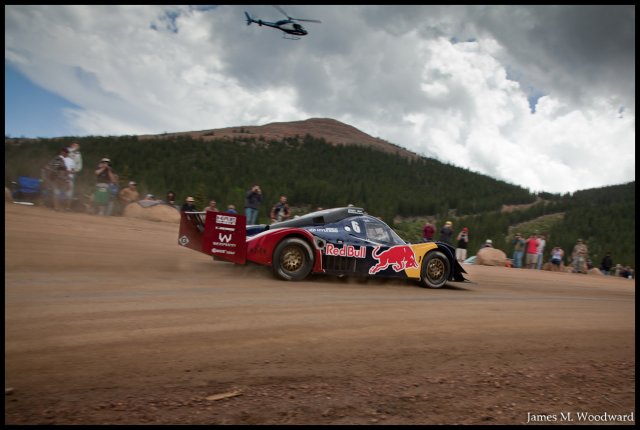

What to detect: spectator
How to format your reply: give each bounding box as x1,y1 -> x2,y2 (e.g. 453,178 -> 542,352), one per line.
107,173 -> 120,216
455,227 -> 469,262
166,191 -> 177,208
206,200 -> 218,212
439,221 -> 454,245
244,184 -> 263,225
118,181 -> 140,208
571,238 -> 589,274
483,239 -> 493,248
536,234 -> 546,270
512,233 -> 525,268
227,204 -> 238,214
61,148 -> 76,211
67,142 -> 83,204
620,266 -> 634,279
550,246 -> 564,272
422,221 -> 435,242
270,195 -> 291,223
143,194 -> 156,201
181,196 -> 197,212
600,252 -> 613,276
43,147 -> 71,211
94,157 -> 116,216
525,233 -> 539,269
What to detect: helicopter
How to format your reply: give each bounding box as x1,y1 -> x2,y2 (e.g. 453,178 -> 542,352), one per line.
244,5 -> 321,40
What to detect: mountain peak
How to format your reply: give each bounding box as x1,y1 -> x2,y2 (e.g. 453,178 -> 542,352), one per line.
139,118 -> 420,160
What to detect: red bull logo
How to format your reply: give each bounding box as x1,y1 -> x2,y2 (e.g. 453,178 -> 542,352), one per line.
369,245 -> 418,274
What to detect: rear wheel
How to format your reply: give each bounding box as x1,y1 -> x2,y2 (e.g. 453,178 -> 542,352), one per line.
420,251 -> 450,288
272,238 -> 314,281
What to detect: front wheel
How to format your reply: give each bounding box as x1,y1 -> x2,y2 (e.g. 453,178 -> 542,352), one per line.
272,237 -> 314,281
420,251 -> 450,288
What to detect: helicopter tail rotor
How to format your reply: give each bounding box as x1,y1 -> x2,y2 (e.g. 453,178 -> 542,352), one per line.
244,11 -> 252,25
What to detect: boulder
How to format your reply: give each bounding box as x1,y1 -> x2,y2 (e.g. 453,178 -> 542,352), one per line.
122,201 -> 180,223
587,268 -> 603,276
475,247 -> 508,266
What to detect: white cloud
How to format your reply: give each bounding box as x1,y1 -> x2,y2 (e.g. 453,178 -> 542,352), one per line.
5,5 -> 635,193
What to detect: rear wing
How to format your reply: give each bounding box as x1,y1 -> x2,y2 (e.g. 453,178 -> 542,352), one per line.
178,211 -> 247,264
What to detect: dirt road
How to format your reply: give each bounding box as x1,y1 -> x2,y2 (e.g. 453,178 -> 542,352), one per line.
4,203 -> 635,425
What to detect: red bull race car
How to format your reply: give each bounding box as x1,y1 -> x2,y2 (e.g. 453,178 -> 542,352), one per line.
178,207 -> 468,288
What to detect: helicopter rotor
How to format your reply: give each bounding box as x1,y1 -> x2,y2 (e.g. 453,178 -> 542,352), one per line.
273,5 -> 321,23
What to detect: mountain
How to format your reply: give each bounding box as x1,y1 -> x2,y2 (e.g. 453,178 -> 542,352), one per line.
137,117 -> 421,161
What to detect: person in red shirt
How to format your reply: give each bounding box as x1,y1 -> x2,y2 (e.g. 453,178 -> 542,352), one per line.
422,221 -> 435,242
525,233 -> 539,269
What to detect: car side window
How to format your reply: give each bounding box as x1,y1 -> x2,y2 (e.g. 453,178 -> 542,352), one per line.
365,221 -> 392,244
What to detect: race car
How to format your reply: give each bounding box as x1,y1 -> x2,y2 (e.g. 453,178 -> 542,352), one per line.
178,206 -> 468,288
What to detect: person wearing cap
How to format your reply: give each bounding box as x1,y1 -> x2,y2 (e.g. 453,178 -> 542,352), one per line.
525,233 -> 539,269
455,227 -> 469,262
67,142 -> 83,206
483,239 -> 493,248
181,196 -> 197,212
571,238 -> 589,274
94,157 -> 117,215
118,180 -> 140,208
512,233 -> 525,269
44,147 -> 71,211
439,220 -> 454,245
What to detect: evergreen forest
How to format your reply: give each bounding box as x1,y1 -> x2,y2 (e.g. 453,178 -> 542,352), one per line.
4,134 -> 636,270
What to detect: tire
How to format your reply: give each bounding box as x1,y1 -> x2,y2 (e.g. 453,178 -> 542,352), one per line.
420,251 -> 450,288
272,237 -> 314,281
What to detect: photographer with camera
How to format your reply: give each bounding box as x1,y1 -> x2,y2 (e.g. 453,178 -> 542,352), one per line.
244,184 -> 263,225
94,157 -> 117,215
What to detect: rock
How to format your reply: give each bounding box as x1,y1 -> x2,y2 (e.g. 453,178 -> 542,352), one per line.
122,202 -> 180,223
476,248 -> 508,266
587,268 -> 603,276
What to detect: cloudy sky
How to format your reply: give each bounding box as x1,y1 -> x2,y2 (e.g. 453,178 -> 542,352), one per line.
5,5 -> 635,194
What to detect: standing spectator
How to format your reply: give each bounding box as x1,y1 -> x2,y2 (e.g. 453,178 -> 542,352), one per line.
227,204 -> 238,214
455,227 -> 469,262
107,173 -> 120,215
270,195 -> 291,223
181,196 -> 197,212
67,142 -> 83,203
165,191 -> 179,209
525,233 -> 539,269
43,147 -> 71,211
206,200 -> 218,212
62,148 -> 76,211
571,238 -> 589,274
512,233 -> 525,268
439,221 -> 454,245
244,184 -> 263,225
600,251 -> 613,275
536,234 -> 547,270
422,221 -> 435,242
118,181 -> 140,208
549,246 -> 564,272
482,239 -> 493,248
94,157 -> 116,215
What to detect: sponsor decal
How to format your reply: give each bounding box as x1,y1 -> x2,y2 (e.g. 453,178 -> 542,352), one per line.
216,214 -> 237,226
324,243 -> 366,258
218,233 -> 232,243
308,227 -> 339,233
178,235 -> 190,246
369,245 -> 418,274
